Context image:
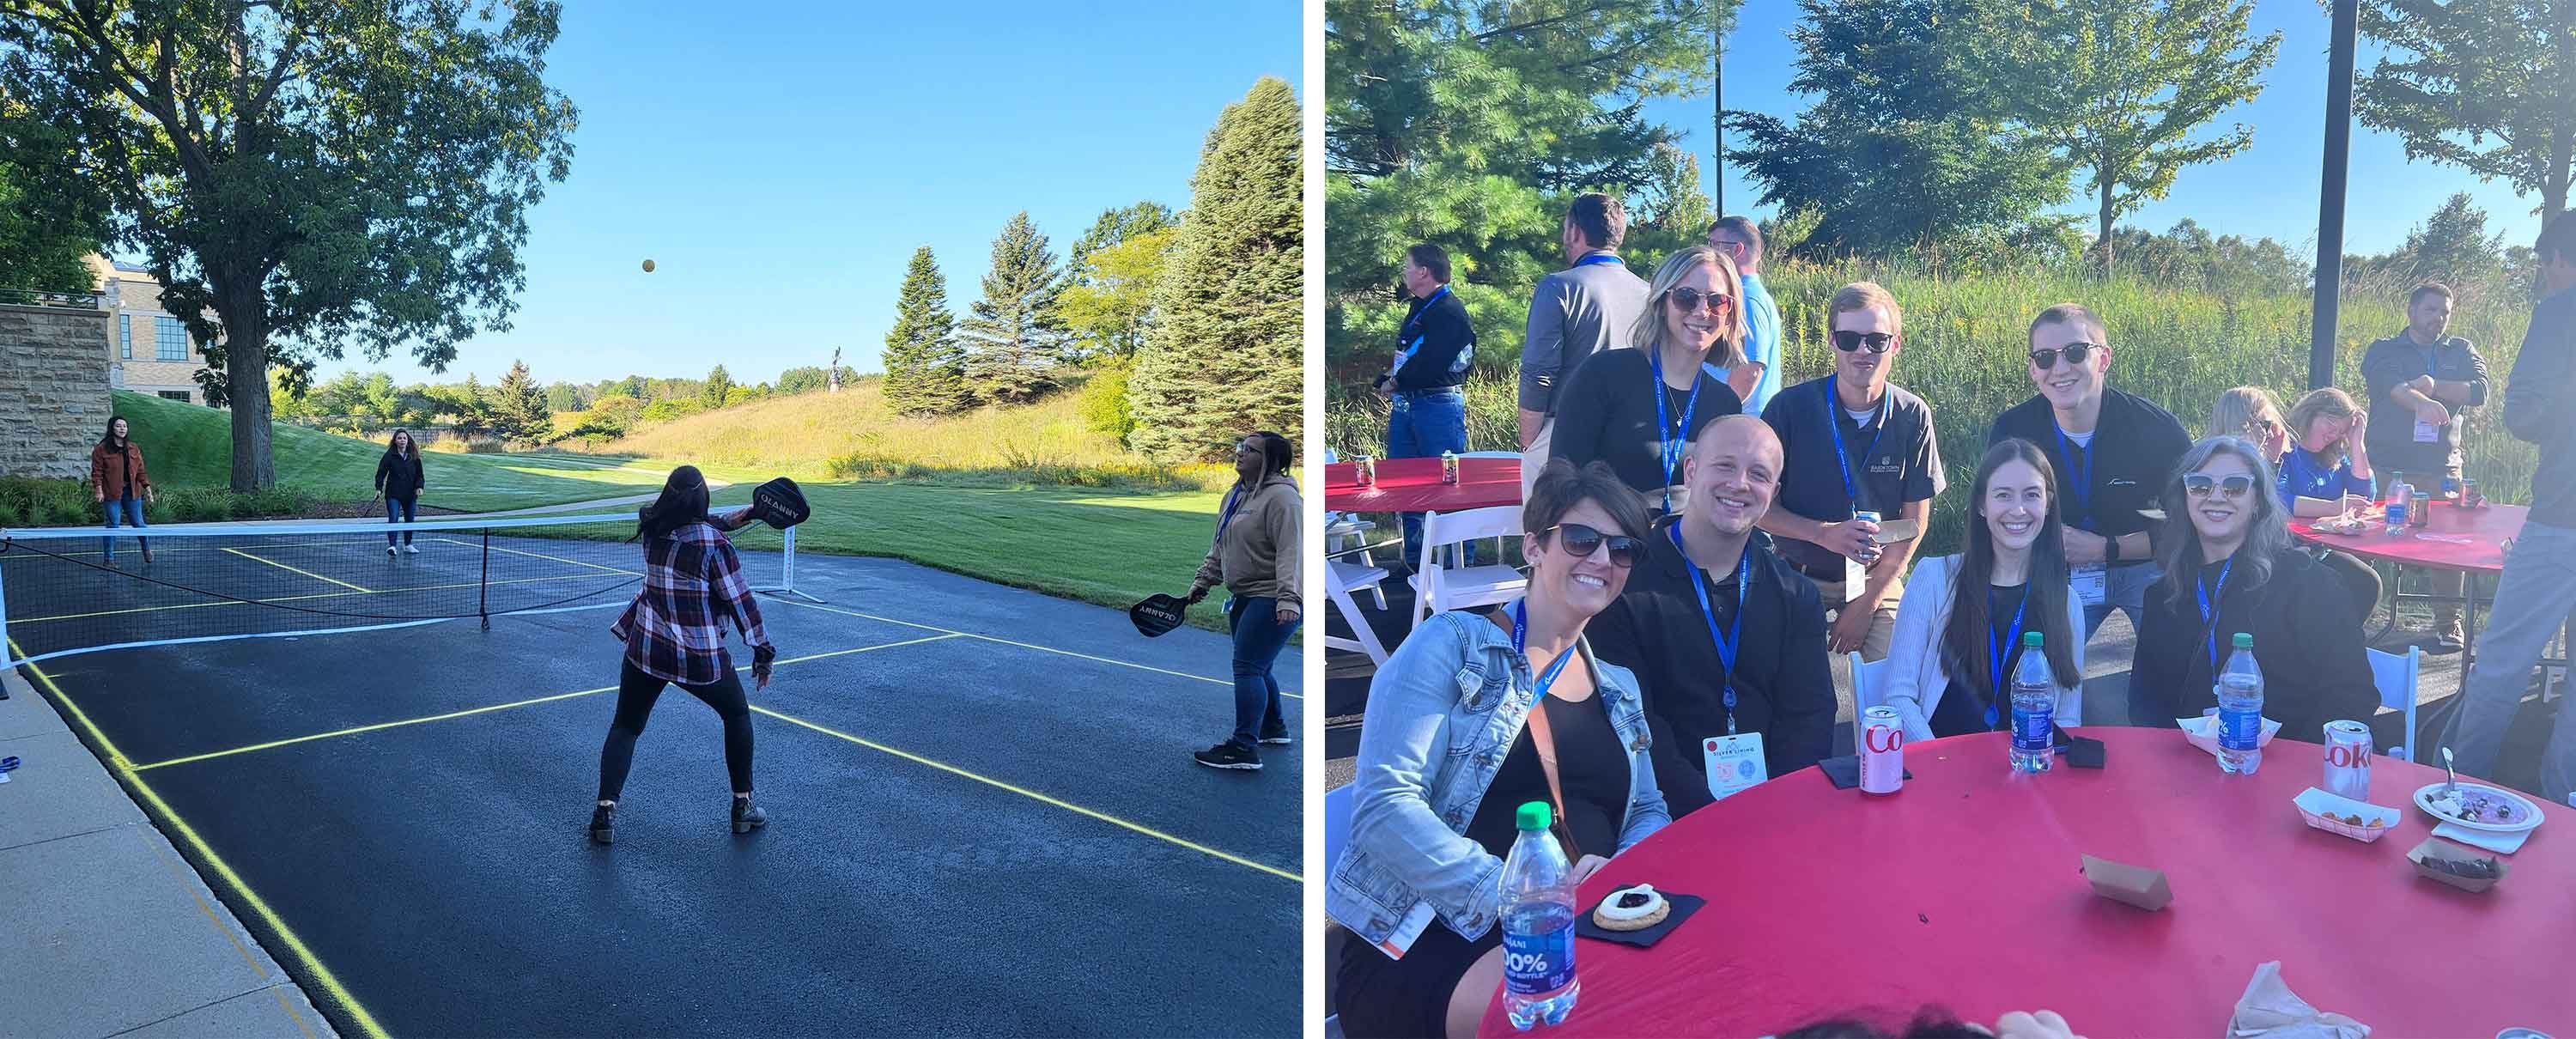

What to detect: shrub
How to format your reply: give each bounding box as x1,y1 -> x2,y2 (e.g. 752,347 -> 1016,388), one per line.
1078,360 -> 1137,442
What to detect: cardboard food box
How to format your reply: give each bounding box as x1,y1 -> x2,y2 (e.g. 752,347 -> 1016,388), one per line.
2082,854 -> 2173,911
2407,837 -> 2508,894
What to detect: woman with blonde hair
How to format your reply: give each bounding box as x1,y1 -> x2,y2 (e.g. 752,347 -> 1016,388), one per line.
2276,388 -> 2376,518
1547,246 -> 1747,513
2206,386 -> 2289,459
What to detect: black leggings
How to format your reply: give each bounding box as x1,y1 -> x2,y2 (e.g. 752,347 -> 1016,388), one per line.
597,659 -> 755,801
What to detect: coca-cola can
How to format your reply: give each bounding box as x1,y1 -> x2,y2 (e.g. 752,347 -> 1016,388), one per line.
1440,450 -> 1461,484
1861,706 -> 1905,795
1355,455 -> 1376,486
2323,720 -> 2372,800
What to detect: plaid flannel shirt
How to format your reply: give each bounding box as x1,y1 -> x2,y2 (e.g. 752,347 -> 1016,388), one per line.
612,520 -> 770,685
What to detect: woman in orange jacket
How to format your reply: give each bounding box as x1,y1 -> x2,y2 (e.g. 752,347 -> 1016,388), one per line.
89,416 -> 155,565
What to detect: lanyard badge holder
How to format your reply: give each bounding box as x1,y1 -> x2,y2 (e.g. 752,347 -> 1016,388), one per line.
1669,526 -> 1766,801
1649,350 -> 1704,515
1832,396 -> 1890,598
2057,425 -> 2110,608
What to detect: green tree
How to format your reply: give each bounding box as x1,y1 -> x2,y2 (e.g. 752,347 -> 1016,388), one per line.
489,361 -> 550,442
959,211 -> 1066,403
2354,0 -> 2573,238
776,366 -> 836,395
1130,77 -> 1302,463
0,1 -> 577,489
2403,192 -> 2508,288
1069,202 -> 1177,269
1625,143 -> 1716,260
2009,0 -> 2278,268
1058,226 -> 1181,362
702,365 -> 734,410
883,245 -> 972,416
0,161 -> 97,294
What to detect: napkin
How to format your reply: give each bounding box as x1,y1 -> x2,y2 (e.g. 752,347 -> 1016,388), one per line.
2432,821 -> 2530,854
2227,962 -> 2367,1038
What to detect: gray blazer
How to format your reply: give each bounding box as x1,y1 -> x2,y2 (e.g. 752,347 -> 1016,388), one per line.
1518,251 -> 1651,416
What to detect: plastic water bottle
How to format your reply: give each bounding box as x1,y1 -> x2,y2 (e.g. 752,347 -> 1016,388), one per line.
2009,631 -> 2055,774
1500,801 -> 1578,1030
2216,633 -> 2264,775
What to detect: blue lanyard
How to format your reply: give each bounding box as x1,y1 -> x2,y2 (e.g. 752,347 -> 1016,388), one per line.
1668,525 -> 1750,734
1575,252 -> 1625,268
1510,599 -> 1580,704
1649,349 -> 1704,510
2054,425 -> 2096,528
1213,484 -> 1248,547
1985,587 -> 2029,730
2196,557 -> 2235,674
1830,390 -> 1891,517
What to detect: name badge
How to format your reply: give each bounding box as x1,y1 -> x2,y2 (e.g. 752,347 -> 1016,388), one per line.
2072,563 -> 2108,607
2413,419 -> 2440,443
1704,732 -> 1768,802
1844,554 -> 1868,600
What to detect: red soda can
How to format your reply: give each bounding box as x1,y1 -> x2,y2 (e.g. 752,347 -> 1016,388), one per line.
1356,456 -> 1376,486
1861,706 -> 1905,795
2323,720 -> 2372,800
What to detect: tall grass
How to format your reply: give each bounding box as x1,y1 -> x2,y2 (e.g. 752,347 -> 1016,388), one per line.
1329,259 -> 2538,556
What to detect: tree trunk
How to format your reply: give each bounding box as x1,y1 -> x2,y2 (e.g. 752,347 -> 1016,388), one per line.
2096,177 -> 2117,273
225,327 -> 275,492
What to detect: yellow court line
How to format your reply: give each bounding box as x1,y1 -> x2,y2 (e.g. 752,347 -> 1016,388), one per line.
125,634 -> 966,771
765,596 -> 1303,701
222,548 -> 372,594
752,705 -> 1302,884
428,536 -> 640,577
12,572 -> 623,625
9,639 -> 389,1039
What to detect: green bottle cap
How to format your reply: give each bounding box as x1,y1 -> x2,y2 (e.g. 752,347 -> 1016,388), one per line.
1516,801 -> 1552,832
2233,632 -> 2254,648
2024,631 -> 2044,647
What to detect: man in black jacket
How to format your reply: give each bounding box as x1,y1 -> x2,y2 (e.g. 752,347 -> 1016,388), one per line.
1379,243 -> 1476,571
2451,213 -> 2576,802
1590,415 -> 1835,817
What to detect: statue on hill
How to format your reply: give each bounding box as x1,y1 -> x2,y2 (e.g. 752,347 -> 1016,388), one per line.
829,348 -> 842,393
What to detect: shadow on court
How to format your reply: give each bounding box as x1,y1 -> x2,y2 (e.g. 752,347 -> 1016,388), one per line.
14,543 -> 1300,1037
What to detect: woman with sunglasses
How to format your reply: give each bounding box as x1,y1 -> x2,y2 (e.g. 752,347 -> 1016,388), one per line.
1188,431 -> 1303,772
2208,387 -> 2383,621
1877,439 -> 2087,741
2131,437 -> 2378,745
1548,246 -> 1747,513
1328,460 -> 1669,1039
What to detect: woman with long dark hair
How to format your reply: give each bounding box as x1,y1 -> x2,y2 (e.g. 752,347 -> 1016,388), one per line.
1188,430 -> 1303,771
1879,439 -> 2087,740
592,465 -> 776,843
2132,437 -> 2378,744
1548,246 -> 1747,511
375,428 -> 427,555
88,416 -> 154,566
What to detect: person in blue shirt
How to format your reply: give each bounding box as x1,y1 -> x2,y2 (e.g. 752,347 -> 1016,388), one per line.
1708,216 -> 1782,415
2275,388 -> 2377,519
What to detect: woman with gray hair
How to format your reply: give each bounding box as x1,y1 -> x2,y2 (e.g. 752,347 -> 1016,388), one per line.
1546,246 -> 1747,513
2129,436 -> 2379,744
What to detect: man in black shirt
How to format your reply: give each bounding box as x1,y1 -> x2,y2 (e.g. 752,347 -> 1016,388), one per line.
1378,243 -> 1476,571
2360,282 -> 2491,651
1590,415 -> 1835,817
2451,212 -> 2576,802
1758,282 -> 1943,661
1986,303 -> 2191,653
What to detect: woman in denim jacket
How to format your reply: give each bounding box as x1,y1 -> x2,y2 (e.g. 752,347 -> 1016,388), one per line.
1329,460 -> 1670,1039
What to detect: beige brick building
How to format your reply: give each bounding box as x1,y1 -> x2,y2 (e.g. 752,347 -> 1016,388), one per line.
88,256 -> 214,405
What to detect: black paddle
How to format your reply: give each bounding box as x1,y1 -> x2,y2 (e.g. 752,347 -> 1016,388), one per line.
747,477 -> 811,530
1130,592 -> 1192,638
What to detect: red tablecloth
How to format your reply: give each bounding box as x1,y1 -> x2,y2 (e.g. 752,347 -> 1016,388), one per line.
2290,500 -> 2524,575
1479,729 -> 2574,1036
1325,457 -> 1522,514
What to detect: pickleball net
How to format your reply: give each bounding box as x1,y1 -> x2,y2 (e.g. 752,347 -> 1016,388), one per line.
0,511 -> 800,668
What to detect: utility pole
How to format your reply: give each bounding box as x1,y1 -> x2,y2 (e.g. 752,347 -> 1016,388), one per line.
2308,0 -> 2358,391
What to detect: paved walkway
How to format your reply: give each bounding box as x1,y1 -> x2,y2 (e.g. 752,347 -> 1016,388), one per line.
0,667 -> 335,1039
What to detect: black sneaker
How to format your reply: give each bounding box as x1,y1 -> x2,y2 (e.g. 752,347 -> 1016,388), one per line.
588,803 -> 615,845
732,796 -> 769,834
1194,742 -> 1261,770
1259,723 -> 1291,745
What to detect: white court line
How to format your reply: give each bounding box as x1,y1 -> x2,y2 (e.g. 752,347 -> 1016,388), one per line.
762,596 -> 1303,701
1,602 -> 629,670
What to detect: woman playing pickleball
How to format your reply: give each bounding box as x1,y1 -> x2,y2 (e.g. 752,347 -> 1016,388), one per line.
375,428 -> 426,556
591,465 -> 776,843
1187,430 -> 1303,772
89,415 -> 155,566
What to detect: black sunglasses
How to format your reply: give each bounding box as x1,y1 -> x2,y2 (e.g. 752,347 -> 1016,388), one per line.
1542,522 -> 1644,568
2183,473 -> 2258,499
1667,287 -> 1733,314
2028,343 -> 2101,369
1833,331 -> 1895,354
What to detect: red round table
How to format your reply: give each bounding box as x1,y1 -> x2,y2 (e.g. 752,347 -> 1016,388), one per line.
1325,456 -> 1522,514
2289,499 -> 2524,574
1479,729 -> 2574,1036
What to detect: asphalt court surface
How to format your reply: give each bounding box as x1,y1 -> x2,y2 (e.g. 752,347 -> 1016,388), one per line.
11,542 -> 1301,1036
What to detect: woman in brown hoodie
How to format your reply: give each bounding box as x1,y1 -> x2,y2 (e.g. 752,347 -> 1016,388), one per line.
89,416 -> 154,565
1188,430 -> 1302,771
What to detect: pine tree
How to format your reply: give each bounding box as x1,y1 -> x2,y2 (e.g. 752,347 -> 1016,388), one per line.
702,365 -> 734,410
959,211 -> 1067,404
1128,77 -> 1303,463
489,361 -> 551,443
882,246 -> 972,416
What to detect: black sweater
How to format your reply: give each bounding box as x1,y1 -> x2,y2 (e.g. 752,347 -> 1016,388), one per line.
1550,347 -> 1742,500
2132,545 -> 2379,744
375,452 -> 425,500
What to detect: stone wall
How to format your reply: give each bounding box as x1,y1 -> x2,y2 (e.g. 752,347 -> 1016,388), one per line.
0,303 -> 112,480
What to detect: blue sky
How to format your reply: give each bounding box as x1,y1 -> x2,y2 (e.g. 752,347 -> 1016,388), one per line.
308,1 -> 1301,386
1648,1 -> 2546,259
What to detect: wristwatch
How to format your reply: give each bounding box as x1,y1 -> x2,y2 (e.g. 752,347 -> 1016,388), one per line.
2105,536 -> 2123,565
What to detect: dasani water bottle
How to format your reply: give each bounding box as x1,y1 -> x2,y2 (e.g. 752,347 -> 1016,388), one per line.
1500,801 -> 1578,1030
2217,632 -> 2264,774
2009,631 -> 2055,774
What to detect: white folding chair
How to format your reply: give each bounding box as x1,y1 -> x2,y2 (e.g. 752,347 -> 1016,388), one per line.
1324,782 -> 1354,872
1409,506 -> 1528,628
1458,451 -> 1522,459
2366,645 -> 2421,762
1849,652 -> 1890,752
1326,559 -> 1394,664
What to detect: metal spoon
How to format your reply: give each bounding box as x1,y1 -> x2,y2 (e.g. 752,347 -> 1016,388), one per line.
2441,746 -> 2459,793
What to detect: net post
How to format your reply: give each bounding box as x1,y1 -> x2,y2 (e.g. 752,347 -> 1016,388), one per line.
479,531 -> 492,630
755,524 -> 825,603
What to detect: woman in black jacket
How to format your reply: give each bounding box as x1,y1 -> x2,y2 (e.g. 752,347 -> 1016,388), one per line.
2133,436 -> 2379,745
376,429 -> 426,556
1548,246 -> 1746,513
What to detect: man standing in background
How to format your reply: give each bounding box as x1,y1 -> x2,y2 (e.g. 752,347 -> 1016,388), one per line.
1516,192 -> 1650,501
2360,282 -> 2490,653
1710,216 -> 1781,416
1378,243 -> 1475,572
